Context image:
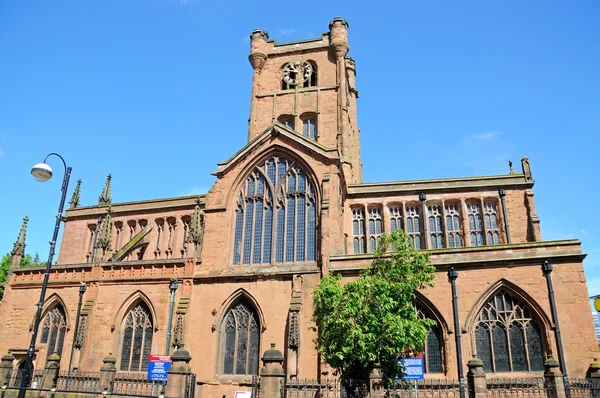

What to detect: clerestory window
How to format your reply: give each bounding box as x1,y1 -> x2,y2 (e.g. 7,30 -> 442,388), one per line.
233,156 -> 317,265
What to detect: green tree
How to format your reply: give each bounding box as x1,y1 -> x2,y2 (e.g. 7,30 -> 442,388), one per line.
0,252 -> 47,301
312,229 -> 436,385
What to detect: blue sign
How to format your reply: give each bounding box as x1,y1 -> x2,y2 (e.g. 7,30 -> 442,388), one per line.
398,356 -> 425,380
147,355 -> 172,382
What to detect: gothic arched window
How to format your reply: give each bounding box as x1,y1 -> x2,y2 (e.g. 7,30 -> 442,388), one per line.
221,300 -> 260,375
40,305 -> 67,359
233,156 -> 317,265
120,302 -> 154,372
416,305 -> 443,374
428,204 -> 444,249
474,290 -> 545,373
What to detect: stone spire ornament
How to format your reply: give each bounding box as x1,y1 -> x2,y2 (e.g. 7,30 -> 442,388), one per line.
509,160 -> 515,175
98,174 -> 112,205
96,207 -> 113,252
186,197 -> 204,258
69,179 -> 82,208
11,216 -> 28,268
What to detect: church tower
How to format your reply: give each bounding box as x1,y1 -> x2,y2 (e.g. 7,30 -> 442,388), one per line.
247,18 -> 363,183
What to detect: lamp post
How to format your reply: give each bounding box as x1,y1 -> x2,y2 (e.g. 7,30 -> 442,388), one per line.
67,282 -> 87,374
448,267 -> 466,398
165,279 -> 179,354
19,153 -> 72,398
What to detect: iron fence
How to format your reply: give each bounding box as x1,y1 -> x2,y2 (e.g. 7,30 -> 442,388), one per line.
282,378 -> 369,398
486,377 -> 551,398
387,379 -> 463,398
184,373 -> 196,398
55,370 -> 101,392
251,374 -> 260,398
4,369 -> 44,389
112,372 -> 165,396
568,377 -> 600,398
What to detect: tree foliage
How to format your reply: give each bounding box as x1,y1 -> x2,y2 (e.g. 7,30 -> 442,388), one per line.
312,229 -> 436,384
0,253 -> 46,301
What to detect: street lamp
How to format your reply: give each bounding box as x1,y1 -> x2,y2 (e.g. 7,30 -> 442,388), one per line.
19,153 -> 72,398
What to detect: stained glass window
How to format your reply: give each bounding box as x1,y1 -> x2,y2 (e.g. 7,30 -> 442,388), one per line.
474,290 -> 545,372
40,305 -> 67,359
368,207 -> 382,253
406,205 -> 421,250
416,305 -> 443,373
428,204 -> 444,249
222,300 -> 260,375
352,208 -> 365,254
120,302 -> 153,372
467,202 -> 484,246
444,203 -> 462,248
233,156 -> 317,265
484,201 -> 500,245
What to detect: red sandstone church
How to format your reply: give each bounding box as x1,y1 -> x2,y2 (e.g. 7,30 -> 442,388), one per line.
1,18 -> 597,398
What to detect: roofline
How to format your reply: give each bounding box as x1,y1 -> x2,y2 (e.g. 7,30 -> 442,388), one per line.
348,174 -> 533,196
65,194 -> 205,217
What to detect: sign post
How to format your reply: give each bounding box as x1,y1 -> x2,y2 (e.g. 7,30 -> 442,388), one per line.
147,355 -> 172,383
397,352 -> 425,398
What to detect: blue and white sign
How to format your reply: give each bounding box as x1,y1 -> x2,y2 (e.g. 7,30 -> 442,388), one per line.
147,355 -> 172,382
398,356 -> 425,380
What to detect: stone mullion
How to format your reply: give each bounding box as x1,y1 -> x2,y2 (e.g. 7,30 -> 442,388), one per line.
249,197 -> 257,264
304,190 -> 309,262
283,193 -> 289,262
480,197 -> 490,245
441,199 -> 450,249
363,204 -> 368,253
260,197 -> 267,265
488,324 -> 496,373
293,191 -> 299,262
402,201 -> 408,241
239,200 -> 248,265
523,322 -> 532,371
461,199 -> 471,247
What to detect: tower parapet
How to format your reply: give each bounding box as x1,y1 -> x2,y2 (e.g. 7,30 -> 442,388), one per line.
248,29 -> 269,70
329,17 -> 349,60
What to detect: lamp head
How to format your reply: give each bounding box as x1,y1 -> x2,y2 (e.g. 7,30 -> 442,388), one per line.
31,162 -> 53,182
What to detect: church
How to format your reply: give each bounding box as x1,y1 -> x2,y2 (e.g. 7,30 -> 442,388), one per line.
1,18 -> 597,398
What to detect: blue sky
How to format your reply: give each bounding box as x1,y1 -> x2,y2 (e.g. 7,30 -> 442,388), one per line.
1,1 -> 599,297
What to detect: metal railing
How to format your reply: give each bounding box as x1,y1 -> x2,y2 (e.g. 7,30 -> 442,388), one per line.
486,377 -> 551,398
55,370 -> 101,392
387,379 -> 462,398
282,378 -> 369,398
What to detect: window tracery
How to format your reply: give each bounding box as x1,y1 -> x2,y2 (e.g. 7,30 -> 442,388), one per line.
368,207 -> 383,253
406,204 -> 421,249
233,156 -> 316,265
389,206 -> 403,232
444,203 -> 462,248
40,305 -> 67,359
221,300 -> 260,376
484,201 -> 500,245
467,202 -> 484,246
352,208 -> 366,254
120,302 -> 153,372
416,305 -> 442,374
428,204 -> 444,249
474,291 -> 544,373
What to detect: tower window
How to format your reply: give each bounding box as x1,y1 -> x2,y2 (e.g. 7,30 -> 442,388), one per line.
301,114 -> 317,140
278,115 -> 295,130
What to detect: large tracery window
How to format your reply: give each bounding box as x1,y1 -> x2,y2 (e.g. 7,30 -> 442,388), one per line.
233,156 -> 316,265
368,207 -> 383,253
416,305 -> 443,374
222,300 -> 260,376
467,202 -> 484,246
352,208 -> 366,254
406,204 -> 422,250
40,305 -> 67,359
428,204 -> 444,249
484,201 -> 500,245
120,302 -> 154,372
474,291 -> 545,373
444,203 -> 462,248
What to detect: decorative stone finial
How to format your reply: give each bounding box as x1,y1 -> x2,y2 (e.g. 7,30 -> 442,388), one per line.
11,216 -> 28,258
508,160 -> 515,175
69,179 -> 82,208
98,174 -> 112,205
521,156 -> 533,182
262,343 -> 284,363
96,207 -> 113,251
188,197 -> 204,246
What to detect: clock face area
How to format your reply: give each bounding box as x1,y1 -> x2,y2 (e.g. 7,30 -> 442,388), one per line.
282,61 -> 315,89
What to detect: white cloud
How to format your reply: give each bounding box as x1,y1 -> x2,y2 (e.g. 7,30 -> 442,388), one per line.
180,186 -> 210,196
279,28 -> 297,36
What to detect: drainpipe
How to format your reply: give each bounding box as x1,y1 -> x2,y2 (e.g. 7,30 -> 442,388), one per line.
498,188 -> 511,244
542,261 -> 570,398
165,279 -> 179,355
448,267 -> 466,398
419,192 -> 428,250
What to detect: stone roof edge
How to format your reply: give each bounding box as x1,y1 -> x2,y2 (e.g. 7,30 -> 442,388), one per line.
267,33 -> 330,54
213,123 -> 339,177
330,239 -> 583,263
65,195 -> 206,218
347,174 -> 533,196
